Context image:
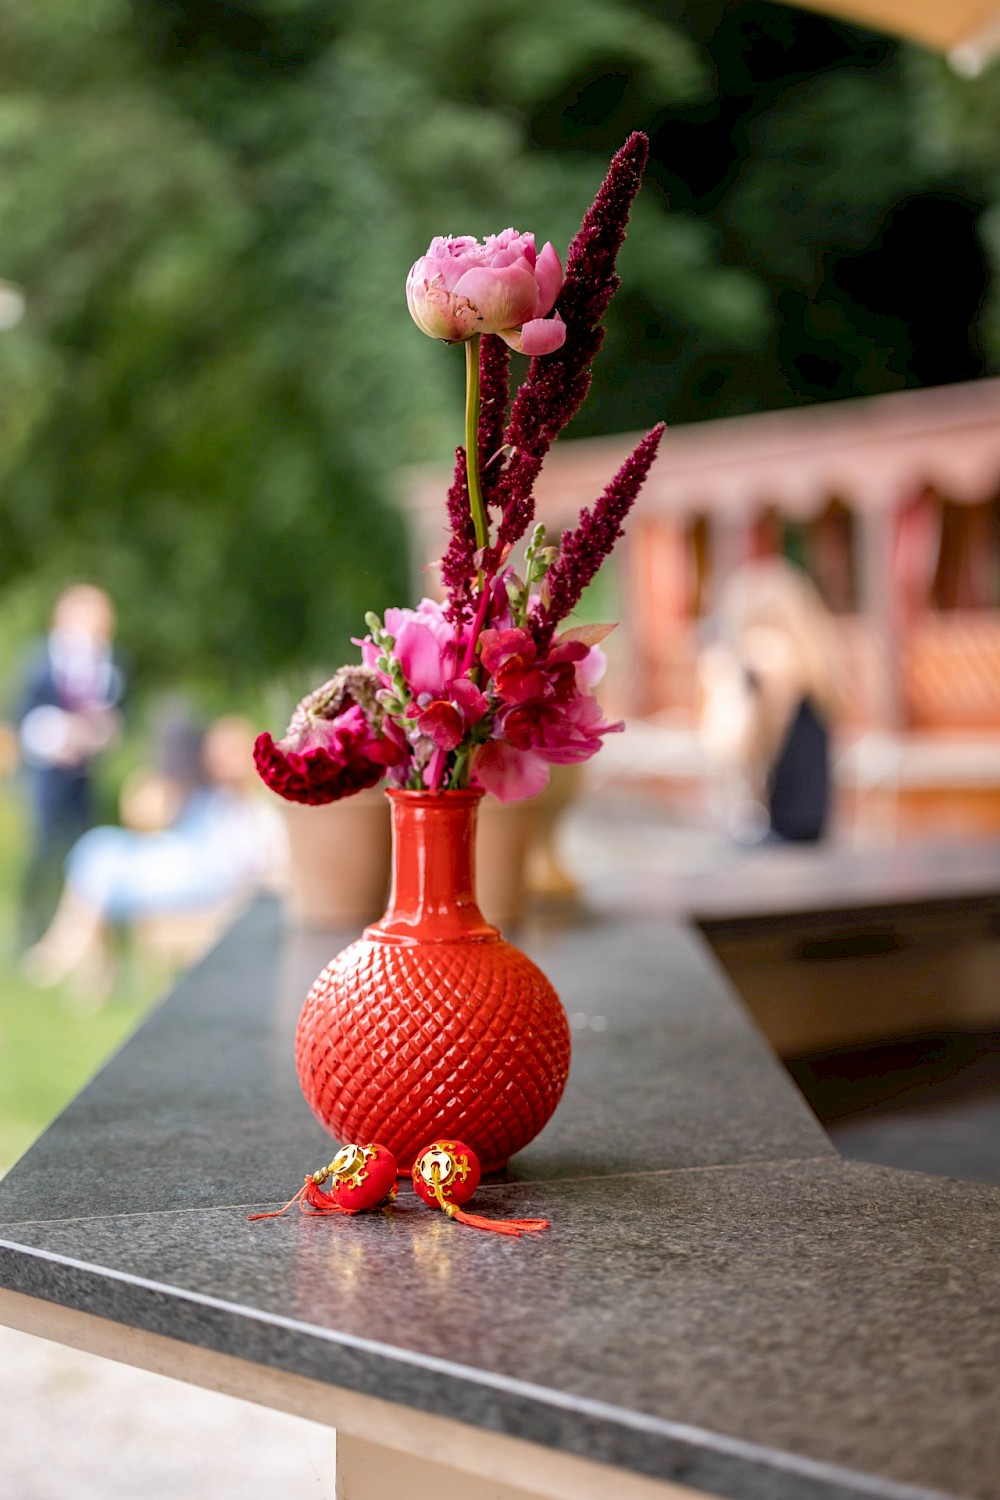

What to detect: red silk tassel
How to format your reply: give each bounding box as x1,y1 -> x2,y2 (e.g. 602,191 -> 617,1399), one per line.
247,1181 -> 310,1221
301,1177 -> 350,1214
448,1206 -> 549,1237
425,1171 -> 548,1237
247,1175 -> 348,1221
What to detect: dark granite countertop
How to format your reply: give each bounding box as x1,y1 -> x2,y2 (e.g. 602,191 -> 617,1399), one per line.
2,899 -> 999,1500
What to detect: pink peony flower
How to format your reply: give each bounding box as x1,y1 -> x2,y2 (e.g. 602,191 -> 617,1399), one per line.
406,230 -> 566,355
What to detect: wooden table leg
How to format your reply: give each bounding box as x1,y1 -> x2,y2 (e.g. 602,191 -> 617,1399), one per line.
335,1432 -> 552,1499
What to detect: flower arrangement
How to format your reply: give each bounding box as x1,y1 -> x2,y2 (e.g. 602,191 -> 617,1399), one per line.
255,132 -> 664,806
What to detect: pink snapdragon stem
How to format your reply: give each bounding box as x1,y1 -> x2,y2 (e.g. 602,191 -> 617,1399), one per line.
461,572 -> 495,677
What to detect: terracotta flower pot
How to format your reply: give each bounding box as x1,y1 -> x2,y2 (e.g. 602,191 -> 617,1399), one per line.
281,789 -> 391,929
475,793 -> 538,929
525,763 -> 584,902
295,788 -> 571,1171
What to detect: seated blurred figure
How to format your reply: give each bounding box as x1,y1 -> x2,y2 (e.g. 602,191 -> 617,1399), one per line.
24,714 -> 286,993
698,559 -> 836,844
15,585 -> 125,947
117,705 -> 205,834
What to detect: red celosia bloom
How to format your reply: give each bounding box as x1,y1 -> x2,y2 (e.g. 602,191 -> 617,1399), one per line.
254,713 -> 389,805
254,672 -> 401,805
440,445 -> 477,622
478,335 -> 512,510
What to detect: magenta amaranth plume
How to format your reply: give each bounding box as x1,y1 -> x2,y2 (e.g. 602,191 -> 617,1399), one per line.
478,334 -> 511,509
495,132 -> 650,552
536,422 -> 666,643
440,445 -> 476,619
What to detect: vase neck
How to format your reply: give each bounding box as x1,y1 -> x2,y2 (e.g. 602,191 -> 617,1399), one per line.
368,790 -> 499,944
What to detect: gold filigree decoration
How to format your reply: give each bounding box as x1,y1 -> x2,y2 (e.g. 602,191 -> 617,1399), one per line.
326,1142 -> 376,1192
416,1143 -> 470,1192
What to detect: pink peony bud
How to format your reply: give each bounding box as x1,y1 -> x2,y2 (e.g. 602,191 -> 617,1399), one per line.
406,229 -> 565,354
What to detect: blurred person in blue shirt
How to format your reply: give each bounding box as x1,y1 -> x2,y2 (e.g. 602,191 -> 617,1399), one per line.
23,714 -> 286,995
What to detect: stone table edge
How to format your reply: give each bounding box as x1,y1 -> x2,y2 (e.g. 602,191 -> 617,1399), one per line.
0,1231 -> 957,1500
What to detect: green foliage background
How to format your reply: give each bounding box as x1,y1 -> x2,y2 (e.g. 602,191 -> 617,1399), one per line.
0,0 -> 996,699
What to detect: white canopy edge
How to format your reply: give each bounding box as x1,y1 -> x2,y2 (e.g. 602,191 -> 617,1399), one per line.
774,0 -> 1000,58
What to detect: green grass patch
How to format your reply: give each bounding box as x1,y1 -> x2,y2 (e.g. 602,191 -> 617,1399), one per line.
0,784 -> 164,1174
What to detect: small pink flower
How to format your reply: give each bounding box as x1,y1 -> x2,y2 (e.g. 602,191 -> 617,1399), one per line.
479,626 -> 535,672
473,626 -> 622,801
474,740 -> 551,803
480,626 -> 589,708
406,230 -> 565,354
473,688 -> 622,801
416,700 -> 465,752
449,677 -> 489,723
504,690 -> 622,764
361,599 -> 466,700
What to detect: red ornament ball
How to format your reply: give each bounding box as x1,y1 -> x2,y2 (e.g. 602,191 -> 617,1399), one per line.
411,1139 -> 481,1212
314,1142 -> 398,1213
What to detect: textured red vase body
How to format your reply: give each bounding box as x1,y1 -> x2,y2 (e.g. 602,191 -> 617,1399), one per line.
295,789 -> 571,1172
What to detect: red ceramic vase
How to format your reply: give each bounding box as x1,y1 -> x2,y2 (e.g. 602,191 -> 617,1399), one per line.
295,788 -> 571,1171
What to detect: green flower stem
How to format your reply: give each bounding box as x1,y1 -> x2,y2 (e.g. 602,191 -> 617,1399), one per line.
465,335 -> 489,554
453,336 -> 493,793
448,743 -> 473,790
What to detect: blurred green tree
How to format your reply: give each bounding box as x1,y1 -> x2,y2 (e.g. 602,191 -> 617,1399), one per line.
0,1 -> 993,697
649,2 -> 991,417
0,0 -> 756,691
902,47 -> 1000,357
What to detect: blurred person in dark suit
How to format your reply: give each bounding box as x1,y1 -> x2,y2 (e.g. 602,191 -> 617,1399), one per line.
15,584 -> 125,947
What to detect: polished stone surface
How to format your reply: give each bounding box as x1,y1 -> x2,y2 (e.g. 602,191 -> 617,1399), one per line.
2,900 -> 1000,1500
4,1161 -> 999,1500
0,901 -> 829,1225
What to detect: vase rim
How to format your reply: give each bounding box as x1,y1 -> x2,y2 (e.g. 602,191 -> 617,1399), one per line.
384,787 -> 484,806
